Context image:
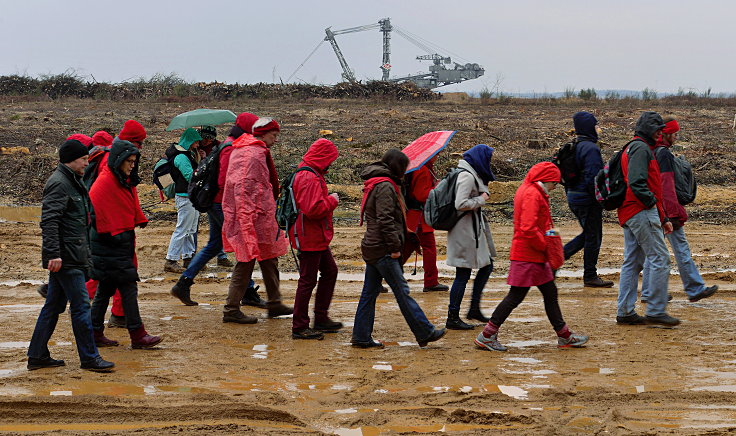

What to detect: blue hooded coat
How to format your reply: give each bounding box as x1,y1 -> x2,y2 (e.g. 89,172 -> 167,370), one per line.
566,112 -> 604,206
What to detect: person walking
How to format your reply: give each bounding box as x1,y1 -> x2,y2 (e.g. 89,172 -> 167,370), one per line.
27,139 -> 115,372
615,112 -> 680,327
88,140 -> 162,349
289,138 -> 343,340
562,112 -> 613,288
641,117 -> 717,303
445,144 -> 497,329
352,149 -> 446,348
221,117 -> 293,323
401,155 -> 449,293
475,162 -> 589,351
164,128 -> 202,273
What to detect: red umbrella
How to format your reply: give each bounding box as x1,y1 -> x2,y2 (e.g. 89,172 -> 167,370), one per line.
401,130 -> 456,174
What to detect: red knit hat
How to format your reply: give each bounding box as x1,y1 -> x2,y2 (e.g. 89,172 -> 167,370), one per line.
118,120 -> 147,143
662,119 -> 680,134
252,117 -> 280,137
235,112 -> 259,134
91,130 -> 113,147
66,134 -> 92,148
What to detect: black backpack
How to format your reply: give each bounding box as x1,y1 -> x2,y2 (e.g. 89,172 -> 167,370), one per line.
188,142 -> 232,213
654,147 -> 697,205
594,141 -> 633,211
423,168 -> 478,231
275,166 -> 317,247
551,139 -> 580,187
82,146 -> 109,189
402,171 -> 423,211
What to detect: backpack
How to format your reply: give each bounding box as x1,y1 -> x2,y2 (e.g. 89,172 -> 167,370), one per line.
152,156 -> 176,201
187,142 -> 231,213
82,146 -> 110,189
594,141 -> 632,211
275,166 -> 317,245
423,168 -> 478,231
402,171 -> 423,211
551,139 -> 580,187
654,147 -> 697,205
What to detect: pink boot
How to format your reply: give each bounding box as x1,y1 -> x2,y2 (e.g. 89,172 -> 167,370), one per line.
129,325 -> 163,349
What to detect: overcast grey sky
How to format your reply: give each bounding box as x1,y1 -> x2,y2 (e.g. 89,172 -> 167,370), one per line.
1,0 -> 733,94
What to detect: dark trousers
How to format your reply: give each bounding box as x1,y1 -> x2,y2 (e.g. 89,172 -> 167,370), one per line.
91,278 -> 143,331
448,262 -> 493,312
490,280 -> 566,331
183,203 -> 226,279
401,228 -> 439,287
28,268 -> 99,363
564,203 -> 603,280
224,257 -> 280,314
292,249 -> 338,331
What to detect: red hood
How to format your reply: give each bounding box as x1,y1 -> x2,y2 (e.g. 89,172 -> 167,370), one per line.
232,133 -> 263,148
524,162 -> 561,184
301,138 -> 338,172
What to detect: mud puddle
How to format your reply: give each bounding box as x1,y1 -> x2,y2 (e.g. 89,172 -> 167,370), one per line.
0,205 -> 40,223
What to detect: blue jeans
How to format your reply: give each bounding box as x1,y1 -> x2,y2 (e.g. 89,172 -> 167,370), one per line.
183,203 -> 228,279
166,196 -> 199,261
352,256 -> 435,343
563,203 -> 603,280
448,262 -> 493,312
28,269 -> 99,363
617,209 -> 670,317
642,226 -> 705,299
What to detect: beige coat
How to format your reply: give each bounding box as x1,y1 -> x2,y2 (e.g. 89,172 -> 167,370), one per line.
445,159 -> 496,269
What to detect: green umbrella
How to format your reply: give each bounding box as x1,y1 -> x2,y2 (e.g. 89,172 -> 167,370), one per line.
166,109 -> 237,131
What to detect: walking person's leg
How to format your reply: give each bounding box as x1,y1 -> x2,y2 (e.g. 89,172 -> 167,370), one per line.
667,227 -> 710,300
259,257 -> 292,317
447,267 -> 473,329
166,196 -> 192,263
467,261 -> 493,321
223,260 -> 258,323
563,204 -> 586,260
617,221 -> 646,320
180,198 -> 199,263
90,279 -> 121,347
63,269 -> 101,364
537,280 -> 588,347
419,230 -> 441,289
351,262 -> 383,346
474,286 -> 530,352
27,271 -> 69,367
182,207 -> 223,279
313,248 -> 340,329
292,250 -> 322,338
635,210 -> 671,318
582,205 -> 609,285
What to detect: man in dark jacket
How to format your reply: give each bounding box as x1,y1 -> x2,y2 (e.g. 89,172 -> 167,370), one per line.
641,117 -> 717,303
27,139 -> 115,372
563,112 -> 613,288
616,112 -> 679,327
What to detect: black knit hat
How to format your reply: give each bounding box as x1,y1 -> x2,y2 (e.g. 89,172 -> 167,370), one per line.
198,125 -> 217,139
59,139 -> 89,163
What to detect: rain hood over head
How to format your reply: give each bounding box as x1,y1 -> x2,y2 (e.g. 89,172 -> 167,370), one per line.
108,139 -> 141,188
176,128 -> 202,151
463,144 -> 496,184
635,111 -> 666,145
524,161 -> 561,184
302,138 -> 338,172
573,111 -> 598,142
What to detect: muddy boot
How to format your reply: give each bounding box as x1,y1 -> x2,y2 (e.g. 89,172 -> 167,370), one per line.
170,276 -> 198,306
217,256 -> 234,268
108,314 -> 127,328
446,310 -> 474,330
466,304 -> 490,323
164,259 -> 184,273
94,328 -> 119,347
129,326 -> 163,349
223,310 -> 258,324
240,285 -> 267,309
267,302 -> 293,318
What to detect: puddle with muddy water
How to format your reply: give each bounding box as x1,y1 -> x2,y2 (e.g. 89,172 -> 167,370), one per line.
0,205 -> 40,223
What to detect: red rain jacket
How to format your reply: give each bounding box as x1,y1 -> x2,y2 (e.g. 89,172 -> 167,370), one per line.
654,139 -> 688,226
509,162 -> 559,263
405,165 -> 435,233
288,139 -> 339,251
618,139 -> 665,227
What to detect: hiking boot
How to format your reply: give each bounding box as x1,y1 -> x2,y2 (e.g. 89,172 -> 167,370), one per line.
223,311 -> 258,324
446,310 -> 474,330
558,332 -> 589,348
467,306 -> 490,323
37,284 -> 48,299
163,259 -> 184,273
217,257 -> 234,268
423,284 -> 449,292
583,277 -> 614,288
380,286 -> 389,294
107,314 -> 127,328
689,285 -> 718,303
80,356 -> 115,372
170,276 -> 198,306
182,258 -> 191,269
268,303 -> 293,318
351,339 -> 385,349
314,319 -> 343,333
240,285 -> 267,308
474,332 -> 507,352
418,328 -> 447,347
642,293 -> 673,304
645,314 -> 681,327
27,356 -> 65,371
616,313 -> 647,325
292,328 -> 325,340
129,326 -> 163,349
94,329 -> 119,347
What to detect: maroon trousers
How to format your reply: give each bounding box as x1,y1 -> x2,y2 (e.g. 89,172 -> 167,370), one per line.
402,228 -> 439,288
292,248 -> 338,331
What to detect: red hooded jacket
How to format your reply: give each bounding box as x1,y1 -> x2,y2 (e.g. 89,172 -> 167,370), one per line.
509,162 -> 560,263
288,139 -> 339,251
405,165 -> 436,232
654,138 -> 688,226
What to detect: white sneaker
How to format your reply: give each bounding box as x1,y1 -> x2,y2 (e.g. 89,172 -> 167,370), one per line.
474,332 -> 507,352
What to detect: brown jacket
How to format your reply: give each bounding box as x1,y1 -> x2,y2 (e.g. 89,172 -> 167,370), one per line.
360,163 -> 406,264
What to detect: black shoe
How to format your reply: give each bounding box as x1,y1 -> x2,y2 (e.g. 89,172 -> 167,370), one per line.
223,311 -> 258,324
107,314 -> 127,328
641,293 -> 673,304
423,284 -> 449,292
351,339 -> 385,348
616,313 -> 647,325
27,356 -> 65,371
646,314 -> 681,327
418,328 -> 447,347
446,311 -> 474,330
466,307 -> 490,323
380,286 -> 389,294
182,258 -> 191,269
170,276 -> 198,306
314,319 -> 343,333
80,356 -> 115,372
292,328 -> 325,340
217,257 -> 234,268
584,277 -> 614,288
240,285 -> 267,308
689,285 -> 718,303
37,284 -> 48,299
